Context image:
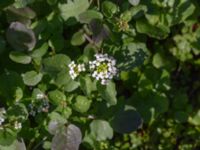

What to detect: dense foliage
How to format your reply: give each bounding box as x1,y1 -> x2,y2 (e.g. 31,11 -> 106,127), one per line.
0,0 -> 200,149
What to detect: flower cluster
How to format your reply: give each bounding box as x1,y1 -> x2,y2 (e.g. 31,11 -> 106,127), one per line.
68,53 -> 118,85
14,121 -> 22,130
89,54 -> 117,85
68,61 -> 86,80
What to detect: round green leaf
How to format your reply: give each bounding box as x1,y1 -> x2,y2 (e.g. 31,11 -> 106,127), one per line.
73,96 -> 91,113
9,51 -> 32,64
22,71 -> 43,86
43,54 -> 70,75
48,90 -> 66,105
71,30 -> 85,46
90,120 -> 113,141
0,129 -> 17,146
101,1 -> 118,18
78,10 -> 103,23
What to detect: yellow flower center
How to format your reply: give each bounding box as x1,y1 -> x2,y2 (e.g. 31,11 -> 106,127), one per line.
97,63 -> 108,73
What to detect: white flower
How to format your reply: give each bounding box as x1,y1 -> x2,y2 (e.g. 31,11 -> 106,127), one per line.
68,61 -> 86,80
0,117 -> 5,125
89,53 -> 118,85
14,121 -> 22,129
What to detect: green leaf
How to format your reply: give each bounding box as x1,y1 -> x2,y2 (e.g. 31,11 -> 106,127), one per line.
78,10 -> 103,24
83,44 -> 97,60
22,71 -> 43,86
0,71 -> 24,102
115,42 -> 149,71
189,110 -> 200,126
6,6 -> 36,25
101,1 -> 118,18
48,34 -> 65,52
0,129 -> 17,146
51,124 -> 82,150
152,53 -> 166,68
171,0 -> 195,25
6,22 -> 36,51
132,91 -> 169,123
128,0 -> 140,6
48,90 -> 66,106
64,79 -> 79,92
48,112 -> 67,135
30,42 -> 48,58
48,112 -> 67,125
80,75 -> 94,96
97,81 -> 117,106
71,30 -> 86,46
43,54 -> 70,75
32,88 -> 44,99
9,51 -> 32,64
7,103 -> 28,121
136,18 -> 170,39
54,70 -> 71,88
112,105 -> 142,133
14,87 -> 23,101
129,5 -> 147,19
59,0 -> 90,21
90,120 -> 113,141
14,0 -> 34,8
0,139 -> 27,150
73,95 -> 91,113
